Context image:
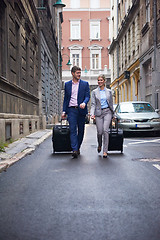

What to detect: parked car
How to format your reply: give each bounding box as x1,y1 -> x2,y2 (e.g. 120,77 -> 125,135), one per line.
115,101 -> 160,134
113,104 -> 117,111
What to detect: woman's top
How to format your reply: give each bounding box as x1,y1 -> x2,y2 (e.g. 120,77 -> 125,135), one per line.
99,88 -> 108,109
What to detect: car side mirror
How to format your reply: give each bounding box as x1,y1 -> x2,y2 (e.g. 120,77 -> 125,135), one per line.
155,109 -> 160,113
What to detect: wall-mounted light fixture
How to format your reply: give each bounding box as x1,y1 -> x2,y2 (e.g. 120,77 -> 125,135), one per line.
59,54 -> 72,67
84,66 -> 88,73
53,0 -> 66,119
53,0 -> 66,8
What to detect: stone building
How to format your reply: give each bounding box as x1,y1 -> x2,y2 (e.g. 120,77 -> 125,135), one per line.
0,0 -> 62,143
37,1 -> 60,127
109,0 -> 140,104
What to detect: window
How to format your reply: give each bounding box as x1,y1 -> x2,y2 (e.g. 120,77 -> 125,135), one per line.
68,44 -> 83,68
71,0 -> 80,8
0,1 -> 7,77
92,54 -> 99,69
132,22 -> 135,55
89,45 -> 102,70
70,20 -> 81,40
128,29 -> 131,60
90,0 -> 100,8
145,0 -> 150,23
90,20 -> 100,40
72,54 -> 79,67
112,17 -> 114,38
144,60 -> 152,102
15,22 -> 20,85
124,0 -> 128,15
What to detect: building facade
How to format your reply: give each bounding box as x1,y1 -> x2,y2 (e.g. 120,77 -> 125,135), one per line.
109,0 -> 160,109
61,0 -> 111,90
0,0 -> 62,142
139,0 -> 160,109
109,0 -> 140,104
37,1 -> 61,127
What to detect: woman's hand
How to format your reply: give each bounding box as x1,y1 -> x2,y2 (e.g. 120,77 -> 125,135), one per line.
91,115 -> 95,119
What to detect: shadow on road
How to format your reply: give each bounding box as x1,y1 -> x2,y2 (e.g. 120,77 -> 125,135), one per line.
124,131 -> 160,138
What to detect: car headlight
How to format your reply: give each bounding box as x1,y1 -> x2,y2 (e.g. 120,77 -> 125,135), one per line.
150,118 -> 160,122
118,119 -> 133,123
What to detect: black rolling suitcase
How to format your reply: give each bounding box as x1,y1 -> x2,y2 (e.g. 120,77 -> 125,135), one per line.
108,118 -> 124,153
52,121 -> 72,153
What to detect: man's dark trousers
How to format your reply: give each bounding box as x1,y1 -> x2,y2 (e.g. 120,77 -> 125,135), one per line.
67,107 -> 85,151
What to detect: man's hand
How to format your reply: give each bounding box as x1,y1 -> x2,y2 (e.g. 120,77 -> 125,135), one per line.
61,112 -> 66,119
79,102 -> 86,109
91,115 -> 95,119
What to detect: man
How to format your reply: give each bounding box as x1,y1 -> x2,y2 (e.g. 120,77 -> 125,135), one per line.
62,66 -> 90,158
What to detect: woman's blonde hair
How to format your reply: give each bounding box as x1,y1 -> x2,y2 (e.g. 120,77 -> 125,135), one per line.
97,74 -> 106,81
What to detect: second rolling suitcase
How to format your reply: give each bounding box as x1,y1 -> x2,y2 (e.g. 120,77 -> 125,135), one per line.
108,118 -> 124,153
52,123 -> 72,153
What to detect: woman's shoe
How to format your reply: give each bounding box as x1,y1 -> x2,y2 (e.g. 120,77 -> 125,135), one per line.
103,152 -> 107,158
97,146 -> 101,153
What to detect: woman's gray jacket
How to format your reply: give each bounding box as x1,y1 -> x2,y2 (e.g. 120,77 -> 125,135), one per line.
90,87 -> 114,117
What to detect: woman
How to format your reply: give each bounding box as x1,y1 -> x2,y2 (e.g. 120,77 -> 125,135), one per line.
90,75 -> 114,158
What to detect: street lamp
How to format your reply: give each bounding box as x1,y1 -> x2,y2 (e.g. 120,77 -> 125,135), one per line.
84,66 -> 88,73
53,0 -> 66,8
53,0 -> 66,121
53,0 -> 66,70
59,54 -> 72,67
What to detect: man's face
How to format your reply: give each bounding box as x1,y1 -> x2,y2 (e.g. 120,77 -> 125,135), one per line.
72,70 -> 81,80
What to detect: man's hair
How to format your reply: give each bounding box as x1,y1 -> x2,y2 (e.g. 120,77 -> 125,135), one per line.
71,66 -> 81,73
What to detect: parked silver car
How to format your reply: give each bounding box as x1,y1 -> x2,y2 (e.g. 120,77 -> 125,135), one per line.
115,101 -> 160,133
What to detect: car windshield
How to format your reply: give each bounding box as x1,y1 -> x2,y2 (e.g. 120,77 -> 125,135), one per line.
117,103 -> 155,113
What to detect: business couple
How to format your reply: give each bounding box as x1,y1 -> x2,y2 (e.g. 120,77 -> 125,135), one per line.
62,66 -> 113,158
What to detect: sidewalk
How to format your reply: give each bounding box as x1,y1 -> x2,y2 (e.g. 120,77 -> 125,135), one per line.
0,129 -> 52,173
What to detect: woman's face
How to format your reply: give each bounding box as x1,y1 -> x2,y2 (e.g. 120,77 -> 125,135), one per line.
98,77 -> 105,87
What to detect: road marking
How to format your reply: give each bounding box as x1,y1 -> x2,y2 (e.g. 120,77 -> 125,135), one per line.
128,138 -> 160,145
132,158 -> 160,162
153,164 -> 160,171
139,158 -> 160,162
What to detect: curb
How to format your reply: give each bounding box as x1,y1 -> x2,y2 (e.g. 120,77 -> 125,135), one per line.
0,130 -> 52,173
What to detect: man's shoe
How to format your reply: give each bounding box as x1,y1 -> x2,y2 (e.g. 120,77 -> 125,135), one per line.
97,146 -> 101,153
72,151 -> 78,158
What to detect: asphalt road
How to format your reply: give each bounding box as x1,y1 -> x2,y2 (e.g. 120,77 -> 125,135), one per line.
0,124 -> 160,240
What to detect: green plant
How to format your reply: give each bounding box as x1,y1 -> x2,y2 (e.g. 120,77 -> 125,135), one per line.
0,138 -> 14,152
0,141 -> 10,152
0,142 -> 6,152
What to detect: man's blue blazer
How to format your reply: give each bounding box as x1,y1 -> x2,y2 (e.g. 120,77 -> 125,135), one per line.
63,79 -> 90,116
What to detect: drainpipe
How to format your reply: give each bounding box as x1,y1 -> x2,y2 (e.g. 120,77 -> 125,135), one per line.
153,0 -> 158,108
153,0 -> 157,71
117,0 -> 119,104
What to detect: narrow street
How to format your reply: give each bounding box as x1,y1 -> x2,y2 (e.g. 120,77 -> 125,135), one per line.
0,124 -> 160,240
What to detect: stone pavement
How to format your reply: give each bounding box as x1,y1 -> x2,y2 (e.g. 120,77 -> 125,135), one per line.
0,129 -> 52,173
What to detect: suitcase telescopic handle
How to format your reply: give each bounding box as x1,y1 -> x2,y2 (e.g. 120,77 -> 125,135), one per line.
110,117 -> 118,134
